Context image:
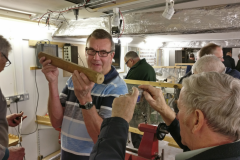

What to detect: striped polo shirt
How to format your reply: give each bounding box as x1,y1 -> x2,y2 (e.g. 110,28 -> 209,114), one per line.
59,66 -> 128,157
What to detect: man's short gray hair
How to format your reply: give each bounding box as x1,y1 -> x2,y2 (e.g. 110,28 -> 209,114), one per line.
182,72 -> 240,140
125,51 -> 139,59
0,35 -> 12,55
86,29 -> 115,51
192,55 -> 225,74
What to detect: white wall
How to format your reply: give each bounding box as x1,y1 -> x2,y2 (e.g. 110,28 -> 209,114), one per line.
232,48 -> 240,66
0,18 -> 68,159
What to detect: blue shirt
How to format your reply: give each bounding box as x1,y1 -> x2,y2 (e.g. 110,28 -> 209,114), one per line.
59,66 -> 128,157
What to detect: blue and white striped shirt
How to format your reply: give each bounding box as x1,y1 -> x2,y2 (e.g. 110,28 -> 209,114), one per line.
59,66 -> 128,156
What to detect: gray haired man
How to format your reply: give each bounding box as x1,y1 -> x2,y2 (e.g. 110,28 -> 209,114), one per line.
90,72 -> 240,160
192,55 -> 225,74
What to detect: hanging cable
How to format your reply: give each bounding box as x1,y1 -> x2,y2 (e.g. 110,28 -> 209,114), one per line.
38,1 -> 88,27
118,9 -> 124,38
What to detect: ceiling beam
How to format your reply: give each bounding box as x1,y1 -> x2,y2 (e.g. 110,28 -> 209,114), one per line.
92,0 -> 140,12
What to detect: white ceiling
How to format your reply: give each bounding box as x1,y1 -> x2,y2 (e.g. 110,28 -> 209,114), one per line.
1,0 -> 240,44
1,0 -> 240,19
146,32 -> 240,42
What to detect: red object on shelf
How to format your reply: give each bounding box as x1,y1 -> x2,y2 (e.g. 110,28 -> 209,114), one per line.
125,123 -> 159,160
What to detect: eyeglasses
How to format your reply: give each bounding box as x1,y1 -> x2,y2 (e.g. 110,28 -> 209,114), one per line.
1,52 -> 11,67
125,59 -> 132,65
85,47 -> 113,57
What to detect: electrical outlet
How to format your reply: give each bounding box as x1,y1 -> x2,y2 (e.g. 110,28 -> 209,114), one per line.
5,93 -> 29,103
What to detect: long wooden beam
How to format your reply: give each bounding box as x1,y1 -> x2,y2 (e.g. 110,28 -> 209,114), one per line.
153,66 -> 187,69
124,79 -> 182,89
175,63 -> 194,66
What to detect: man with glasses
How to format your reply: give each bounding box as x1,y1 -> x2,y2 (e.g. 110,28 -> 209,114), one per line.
0,35 -> 26,160
124,51 -> 156,81
39,29 -> 128,160
124,51 -> 156,149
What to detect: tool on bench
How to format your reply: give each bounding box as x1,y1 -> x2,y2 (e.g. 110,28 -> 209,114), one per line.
126,115 -> 169,160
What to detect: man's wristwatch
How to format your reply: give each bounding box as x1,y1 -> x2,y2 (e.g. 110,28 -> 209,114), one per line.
79,102 -> 94,110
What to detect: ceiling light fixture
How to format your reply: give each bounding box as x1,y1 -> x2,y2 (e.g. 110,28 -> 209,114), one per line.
162,0 -> 175,20
73,9 -> 79,20
0,6 -> 36,16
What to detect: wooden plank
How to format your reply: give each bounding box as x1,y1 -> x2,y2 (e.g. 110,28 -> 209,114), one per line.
30,66 -> 41,70
9,134 -> 22,147
42,150 -> 61,160
168,142 -> 181,149
153,66 -> 187,69
28,40 -> 65,48
124,79 -> 182,89
175,63 -> 194,66
63,44 -> 86,77
35,115 -> 52,126
129,127 -> 144,135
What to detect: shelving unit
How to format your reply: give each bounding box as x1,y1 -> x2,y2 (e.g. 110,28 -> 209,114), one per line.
139,49 -> 157,66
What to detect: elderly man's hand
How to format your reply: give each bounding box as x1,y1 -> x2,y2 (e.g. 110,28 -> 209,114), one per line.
139,85 -> 176,126
72,71 -> 95,105
139,85 -> 168,113
111,87 -> 139,123
6,112 -> 27,127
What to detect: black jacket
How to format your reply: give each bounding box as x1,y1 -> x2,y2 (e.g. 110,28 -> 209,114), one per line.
125,59 -> 156,81
90,117 -> 240,160
90,117 -> 128,160
236,60 -> 240,72
223,56 -> 235,69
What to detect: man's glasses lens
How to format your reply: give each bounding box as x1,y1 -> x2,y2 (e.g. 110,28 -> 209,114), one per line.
5,61 -> 10,67
1,52 -> 11,67
86,48 -> 111,57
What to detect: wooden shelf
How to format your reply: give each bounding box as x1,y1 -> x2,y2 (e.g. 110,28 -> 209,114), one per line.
42,150 -> 61,160
9,134 -> 22,147
36,115 -> 52,126
30,66 -> 41,70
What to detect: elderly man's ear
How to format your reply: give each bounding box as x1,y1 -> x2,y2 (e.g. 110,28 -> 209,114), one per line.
191,109 -> 205,134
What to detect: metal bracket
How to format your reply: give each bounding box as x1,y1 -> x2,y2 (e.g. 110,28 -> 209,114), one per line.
5,93 -> 29,103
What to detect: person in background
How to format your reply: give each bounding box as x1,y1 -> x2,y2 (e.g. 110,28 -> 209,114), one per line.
0,35 -> 27,160
179,43 -> 240,83
236,54 -> 240,72
187,53 -> 195,63
90,72 -> 240,160
223,52 -> 235,69
125,51 -> 156,81
124,51 -> 156,148
40,29 -> 128,160
192,55 -> 225,74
